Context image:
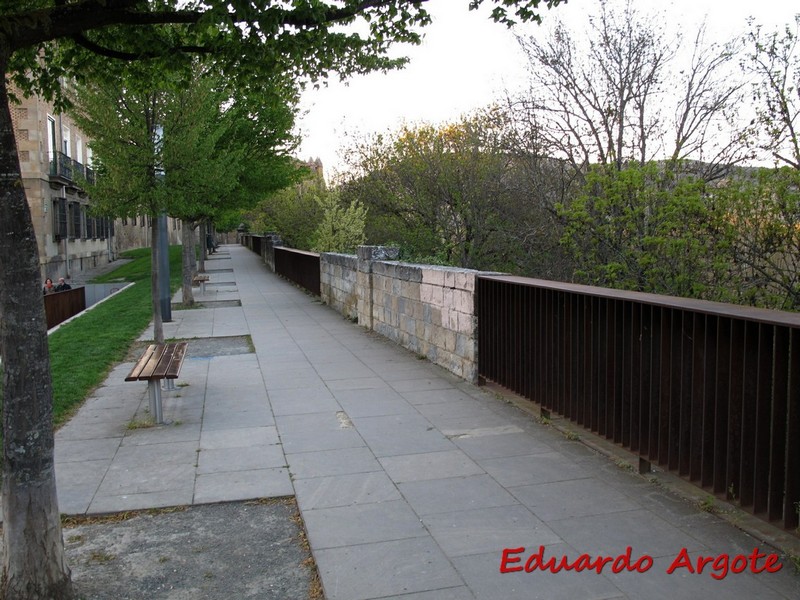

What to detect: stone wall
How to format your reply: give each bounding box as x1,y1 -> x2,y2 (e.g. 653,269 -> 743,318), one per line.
320,252 -> 359,321
320,246 -> 484,383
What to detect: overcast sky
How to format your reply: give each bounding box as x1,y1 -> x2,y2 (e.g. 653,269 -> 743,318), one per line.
295,0 -> 799,180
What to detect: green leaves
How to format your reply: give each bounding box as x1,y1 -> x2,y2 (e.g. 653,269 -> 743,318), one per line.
312,191 -> 368,253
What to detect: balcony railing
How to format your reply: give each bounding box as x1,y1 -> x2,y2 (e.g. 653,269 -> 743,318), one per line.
49,151 -> 94,186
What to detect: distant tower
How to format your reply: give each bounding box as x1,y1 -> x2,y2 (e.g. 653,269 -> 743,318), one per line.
306,157 -> 324,181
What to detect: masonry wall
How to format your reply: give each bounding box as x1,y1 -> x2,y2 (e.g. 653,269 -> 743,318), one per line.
320,252 -> 359,321
319,246 -> 483,383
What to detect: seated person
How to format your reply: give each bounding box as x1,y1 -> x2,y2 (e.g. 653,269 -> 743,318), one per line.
54,277 -> 71,292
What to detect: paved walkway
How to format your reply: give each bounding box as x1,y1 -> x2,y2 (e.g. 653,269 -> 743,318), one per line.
55,244 -> 800,600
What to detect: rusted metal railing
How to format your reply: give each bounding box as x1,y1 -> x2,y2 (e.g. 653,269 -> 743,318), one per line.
44,287 -> 86,329
274,247 -> 321,296
477,275 -> 800,532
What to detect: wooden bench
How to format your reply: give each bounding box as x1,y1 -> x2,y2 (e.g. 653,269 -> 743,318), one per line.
192,273 -> 210,295
125,342 -> 188,424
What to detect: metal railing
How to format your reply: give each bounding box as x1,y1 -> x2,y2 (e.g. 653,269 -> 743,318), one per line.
477,275 -> 800,532
241,235 -> 321,296
274,247 -> 321,296
44,287 -> 86,330
49,151 -> 93,185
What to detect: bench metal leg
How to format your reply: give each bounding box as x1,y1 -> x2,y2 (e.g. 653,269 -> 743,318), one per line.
148,380 -> 164,424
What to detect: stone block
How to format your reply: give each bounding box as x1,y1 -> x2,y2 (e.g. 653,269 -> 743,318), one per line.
415,319 -> 425,339
431,325 -> 446,349
445,330 -> 457,352
459,311 -> 475,334
430,306 -> 442,327
422,268 -> 446,288
429,285 -> 444,306
457,272 -> 476,292
453,289 -> 474,313
409,300 -> 422,320
357,245 -> 400,261
395,264 -> 423,283
446,308 -> 458,331
455,333 -> 471,359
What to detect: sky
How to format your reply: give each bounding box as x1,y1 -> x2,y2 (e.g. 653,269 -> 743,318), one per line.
295,1 -> 799,180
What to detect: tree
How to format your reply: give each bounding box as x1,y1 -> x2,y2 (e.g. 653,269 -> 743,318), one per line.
717,167 -> 800,310
156,67 -> 300,303
340,109 -> 526,270
312,191 -> 367,253
514,0 -> 747,178
0,2 -> 561,597
558,162 -> 735,300
247,171 -> 327,251
745,15 -> 800,170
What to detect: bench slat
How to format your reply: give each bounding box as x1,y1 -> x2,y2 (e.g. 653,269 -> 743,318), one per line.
150,343 -> 177,379
165,342 -> 188,379
125,344 -> 160,381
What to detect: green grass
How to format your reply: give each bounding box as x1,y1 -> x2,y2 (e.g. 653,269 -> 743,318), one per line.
47,246 -> 183,426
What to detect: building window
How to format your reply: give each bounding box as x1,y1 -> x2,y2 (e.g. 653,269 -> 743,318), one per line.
53,197 -> 67,240
47,116 -> 57,170
62,126 -> 71,158
68,202 -> 81,239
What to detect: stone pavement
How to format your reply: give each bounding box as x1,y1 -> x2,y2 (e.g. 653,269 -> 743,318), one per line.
55,244 -> 800,600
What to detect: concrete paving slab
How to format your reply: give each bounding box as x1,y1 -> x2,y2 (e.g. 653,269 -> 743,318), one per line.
453,431 -> 556,460
313,537 -> 464,600
193,467 -> 293,503
549,509 -> 707,559
89,489 -> 196,514
353,413 -> 455,457
285,447 -> 382,479
477,452 -> 592,487
421,504 -> 561,558
197,444 -> 287,474
398,474 -> 519,517
270,389 -> 342,416
604,553 -> 791,600
453,546 -> 625,600
379,450 -> 485,483
199,425 -> 279,449
303,499 -> 428,549
510,477 -> 640,522
335,390 -> 418,418
55,438 -> 121,463
294,471 -> 401,510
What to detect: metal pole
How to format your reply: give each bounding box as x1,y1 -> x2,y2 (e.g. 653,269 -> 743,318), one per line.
158,213 -> 171,322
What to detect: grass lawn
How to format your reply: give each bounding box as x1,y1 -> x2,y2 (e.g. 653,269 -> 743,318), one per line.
47,246 -> 184,426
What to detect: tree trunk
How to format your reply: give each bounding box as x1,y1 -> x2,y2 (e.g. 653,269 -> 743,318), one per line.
181,219 -> 194,306
151,217 -> 164,344
0,64 -> 74,599
188,223 -> 197,274
198,220 -> 206,274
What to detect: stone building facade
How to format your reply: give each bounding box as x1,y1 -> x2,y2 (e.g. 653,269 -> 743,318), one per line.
10,89 -> 181,282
